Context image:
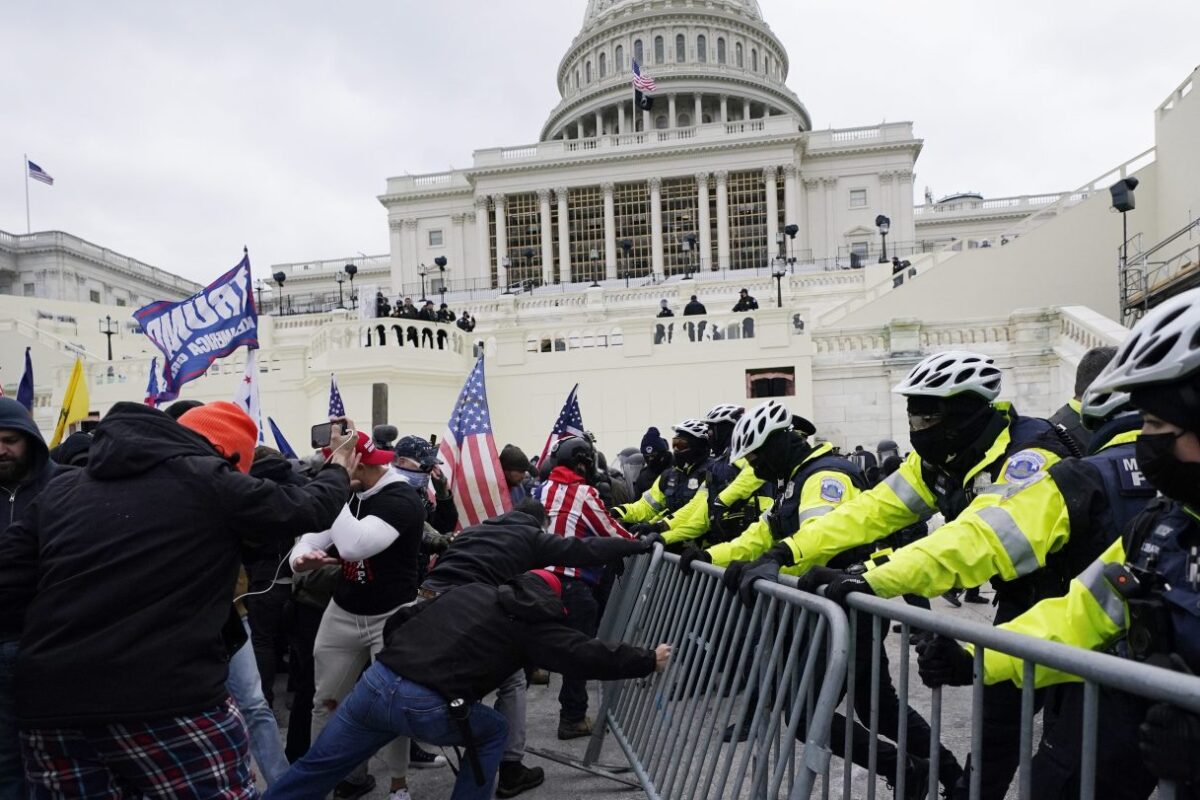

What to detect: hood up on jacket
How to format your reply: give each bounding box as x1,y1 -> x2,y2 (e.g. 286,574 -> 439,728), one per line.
86,402 -> 225,481
0,397 -> 50,488
496,573 -> 568,623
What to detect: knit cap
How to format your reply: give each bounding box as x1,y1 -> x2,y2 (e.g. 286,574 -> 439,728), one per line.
640,426 -> 668,455
178,401 -> 258,474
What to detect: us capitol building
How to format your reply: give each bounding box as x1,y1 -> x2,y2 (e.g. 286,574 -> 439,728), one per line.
2,0 -> 1198,456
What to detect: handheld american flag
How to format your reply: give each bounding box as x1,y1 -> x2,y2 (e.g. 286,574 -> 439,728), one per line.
144,357 -> 160,407
328,374 -> 345,417
233,350 -> 265,443
539,384 -> 585,464
438,355 -> 512,529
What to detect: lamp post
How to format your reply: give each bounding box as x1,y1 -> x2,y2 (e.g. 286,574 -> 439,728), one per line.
434,255 -> 448,305
772,263 -> 786,309
589,248 -> 601,288
343,263 -> 358,311
418,264 -> 429,301
1110,177 -> 1139,271
522,247 -> 536,293
99,315 -> 118,361
784,224 -> 799,272
875,215 -> 891,263
254,279 -> 265,312
501,256 -> 513,294
272,271 -> 288,316
335,272 -> 346,309
682,234 -> 697,280
619,239 -> 633,287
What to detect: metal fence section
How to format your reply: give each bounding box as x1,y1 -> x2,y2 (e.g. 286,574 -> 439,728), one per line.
576,549 -> 851,799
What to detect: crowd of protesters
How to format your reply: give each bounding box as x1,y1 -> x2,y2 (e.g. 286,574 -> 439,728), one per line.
370,293 -> 476,351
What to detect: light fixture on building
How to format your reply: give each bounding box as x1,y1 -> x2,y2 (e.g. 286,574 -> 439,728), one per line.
335,272 -> 346,309
784,223 -> 800,271
875,215 -> 891,263
273,270 -> 288,316
501,256 -> 513,295
589,248 -> 601,288
1110,177 -> 1139,270
682,234 -> 697,279
434,256 -> 449,303
343,263 -> 358,311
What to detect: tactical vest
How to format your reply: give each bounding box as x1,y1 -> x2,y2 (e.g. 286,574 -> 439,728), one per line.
705,456 -> 774,544
766,453 -> 868,545
1121,500 -> 1200,674
659,458 -> 712,514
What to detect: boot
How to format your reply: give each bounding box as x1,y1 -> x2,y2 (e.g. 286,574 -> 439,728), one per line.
333,775 -> 376,800
942,589 -> 962,608
557,716 -> 593,740
496,761 -> 546,798
883,754 -> 930,800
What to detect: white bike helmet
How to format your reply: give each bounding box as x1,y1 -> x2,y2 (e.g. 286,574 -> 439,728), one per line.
892,350 -> 1002,401
672,419 -> 710,440
1089,288 -> 1200,394
729,400 -> 792,461
704,404 -> 745,425
1079,385 -> 1134,431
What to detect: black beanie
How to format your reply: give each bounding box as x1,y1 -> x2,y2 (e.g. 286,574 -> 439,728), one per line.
640,427 -> 668,455
1131,374 -> 1200,432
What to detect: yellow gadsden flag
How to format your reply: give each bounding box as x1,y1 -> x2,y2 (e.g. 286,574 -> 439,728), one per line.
50,357 -> 90,447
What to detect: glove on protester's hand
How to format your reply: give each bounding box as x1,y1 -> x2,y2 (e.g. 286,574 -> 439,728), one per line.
736,544 -> 793,608
794,566 -> 844,595
639,530 -> 663,552
824,571 -> 875,608
679,545 -> 712,576
630,521 -> 667,538
916,634 -> 974,688
1139,702 -> 1200,784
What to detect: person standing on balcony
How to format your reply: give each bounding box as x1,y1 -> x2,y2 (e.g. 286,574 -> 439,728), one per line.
732,288 -> 758,312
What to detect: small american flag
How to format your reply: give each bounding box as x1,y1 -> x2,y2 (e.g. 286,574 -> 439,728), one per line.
328,373 -> 345,417
632,59 -> 657,93
539,384 -> 585,464
438,355 -> 512,529
144,357 -> 160,407
27,160 -> 54,186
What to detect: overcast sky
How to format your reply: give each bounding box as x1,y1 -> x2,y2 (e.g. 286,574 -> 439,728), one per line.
2,1 -> 1196,285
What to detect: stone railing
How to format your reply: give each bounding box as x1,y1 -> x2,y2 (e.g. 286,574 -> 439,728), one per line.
805,122 -> 916,150
311,318 -> 473,359
524,325 -> 625,353
651,313 -> 766,346
914,192 -> 1077,219
272,254 -> 390,278
1057,305 -> 1128,351
0,318 -> 99,361
383,171 -> 473,196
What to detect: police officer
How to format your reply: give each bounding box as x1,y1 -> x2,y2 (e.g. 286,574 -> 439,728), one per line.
919,289 -> 1200,798
614,419 -> 711,532
737,350 -> 1075,799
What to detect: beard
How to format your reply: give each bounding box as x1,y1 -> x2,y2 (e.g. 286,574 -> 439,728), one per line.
0,452 -> 32,485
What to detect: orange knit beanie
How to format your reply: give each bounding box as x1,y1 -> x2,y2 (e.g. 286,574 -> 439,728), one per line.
178,401 -> 258,474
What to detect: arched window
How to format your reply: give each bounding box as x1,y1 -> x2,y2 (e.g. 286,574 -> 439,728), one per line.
678,113 -> 691,127
717,37 -> 726,63
585,61 -> 592,83
697,35 -> 707,62
654,36 -> 664,64
735,42 -> 744,67
615,44 -> 624,71
675,34 -> 685,62
751,48 -> 758,71
599,52 -> 607,78
765,54 -> 771,76
655,114 -> 668,129
634,39 -> 644,65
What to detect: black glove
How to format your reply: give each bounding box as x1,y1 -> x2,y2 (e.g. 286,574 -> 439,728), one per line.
629,521 -> 667,538
679,545 -> 712,576
639,530 -> 662,552
736,544 -> 794,608
1139,702 -> 1200,783
825,572 -> 875,607
915,635 -> 974,687
795,566 -> 844,595
722,560 -> 749,594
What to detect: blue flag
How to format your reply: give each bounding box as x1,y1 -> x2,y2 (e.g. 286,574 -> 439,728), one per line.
16,347 -> 34,412
133,255 -> 258,398
268,417 -> 299,459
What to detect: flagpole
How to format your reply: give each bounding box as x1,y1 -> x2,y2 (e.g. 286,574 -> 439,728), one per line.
23,153 -> 30,234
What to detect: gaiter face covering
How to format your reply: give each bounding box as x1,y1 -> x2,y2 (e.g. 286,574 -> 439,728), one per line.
1137,432 -> 1200,509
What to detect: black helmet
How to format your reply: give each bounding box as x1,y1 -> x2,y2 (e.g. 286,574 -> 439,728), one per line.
552,435 -> 596,475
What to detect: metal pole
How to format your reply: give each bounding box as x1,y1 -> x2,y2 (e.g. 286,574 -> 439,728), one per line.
24,153 -> 31,234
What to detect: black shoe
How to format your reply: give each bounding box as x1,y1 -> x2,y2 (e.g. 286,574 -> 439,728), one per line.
333,775 -> 376,800
409,741 -> 447,768
722,719 -> 751,743
942,590 -> 962,608
496,761 -> 546,798
963,590 -> 989,604
886,755 -> 930,800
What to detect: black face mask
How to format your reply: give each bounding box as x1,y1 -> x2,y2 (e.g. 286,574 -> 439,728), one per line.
909,427 -> 955,466
1136,433 -> 1200,508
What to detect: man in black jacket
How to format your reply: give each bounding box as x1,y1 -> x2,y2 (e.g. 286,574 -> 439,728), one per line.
0,396 -> 62,799
421,501 -> 655,796
266,571 -> 669,800
0,401 -> 354,799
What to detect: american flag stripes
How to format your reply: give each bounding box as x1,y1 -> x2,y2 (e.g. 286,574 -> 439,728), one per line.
144,357 -> 160,407
539,384 -> 585,464
27,160 -> 54,186
542,472 -> 635,585
438,355 -> 512,529
328,373 -> 345,417
632,59 -> 657,93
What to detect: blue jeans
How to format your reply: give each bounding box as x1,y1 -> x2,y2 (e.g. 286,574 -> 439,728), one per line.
227,620 -> 290,785
266,662 -> 508,800
0,639 -> 21,800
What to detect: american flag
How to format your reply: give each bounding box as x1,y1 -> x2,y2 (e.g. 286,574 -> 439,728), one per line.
144,357 -> 160,407
233,350 -> 265,443
632,59 -> 657,93
539,384 -> 585,464
438,355 -> 512,529
328,373 -> 345,417
27,160 -> 54,186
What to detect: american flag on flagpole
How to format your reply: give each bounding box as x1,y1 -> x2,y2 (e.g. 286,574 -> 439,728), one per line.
438,355 -> 511,529
632,59 -> 657,93
27,160 -> 54,186
144,357 -> 160,407
539,384 -> 585,464
328,373 -> 345,417
233,350 -> 265,444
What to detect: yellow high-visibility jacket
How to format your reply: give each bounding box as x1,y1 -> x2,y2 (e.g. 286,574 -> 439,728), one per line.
708,443 -> 861,568
661,460 -> 765,546
781,404 -> 1063,574
862,429 -> 1140,599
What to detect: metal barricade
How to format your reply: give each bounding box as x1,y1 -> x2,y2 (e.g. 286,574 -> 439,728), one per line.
839,593 -> 1200,800
575,548 -> 851,799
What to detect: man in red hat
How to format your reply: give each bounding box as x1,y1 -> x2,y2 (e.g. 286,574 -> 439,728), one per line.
290,419 -> 428,800
0,400 -> 356,799
266,570 -> 670,800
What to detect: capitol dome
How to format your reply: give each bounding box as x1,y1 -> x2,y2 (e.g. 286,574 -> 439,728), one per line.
541,0 -> 810,141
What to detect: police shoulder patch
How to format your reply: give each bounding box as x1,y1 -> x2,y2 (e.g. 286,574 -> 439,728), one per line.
687,477 -> 700,491
1003,449 -> 1048,483
820,477 -> 846,503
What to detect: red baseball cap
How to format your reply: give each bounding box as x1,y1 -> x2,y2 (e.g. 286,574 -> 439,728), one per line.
323,430 -> 394,466
529,569 -> 563,598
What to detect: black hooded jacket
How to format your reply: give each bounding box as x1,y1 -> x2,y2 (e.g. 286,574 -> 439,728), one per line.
421,510 -> 649,594
378,576 -> 655,704
0,402 -> 351,726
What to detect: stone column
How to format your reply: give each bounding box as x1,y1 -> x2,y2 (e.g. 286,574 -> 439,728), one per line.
896,169 -> 915,252
643,108 -> 651,132
388,218 -> 405,294
618,103 -> 626,134
538,189 -> 555,285
451,213 -> 467,287
493,194 -> 507,289
879,170 -> 895,224
697,172 -> 711,272
803,178 -> 822,261
764,166 -> 779,258
822,178 -> 837,262
694,94 -> 703,126
577,119 -> 585,139
783,164 -> 799,229
603,182 -> 617,280
715,170 -> 730,270
668,94 -> 677,128
720,94 -> 728,123
556,187 -> 572,283
404,219 -> 419,293
595,110 -> 604,136
474,196 -> 490,286
649,177 -> 664,276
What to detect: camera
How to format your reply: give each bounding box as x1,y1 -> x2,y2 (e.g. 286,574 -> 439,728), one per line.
311,420 -> 349,449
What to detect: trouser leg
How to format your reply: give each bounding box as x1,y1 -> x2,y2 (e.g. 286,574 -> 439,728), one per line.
245,580 -> 290,708
0,640 -> 23,800
493,670 -> 527,763
558,580 -> 599,722
311,602 -> 371,783
284,602 -> 323,763
227,619 -> 290,785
